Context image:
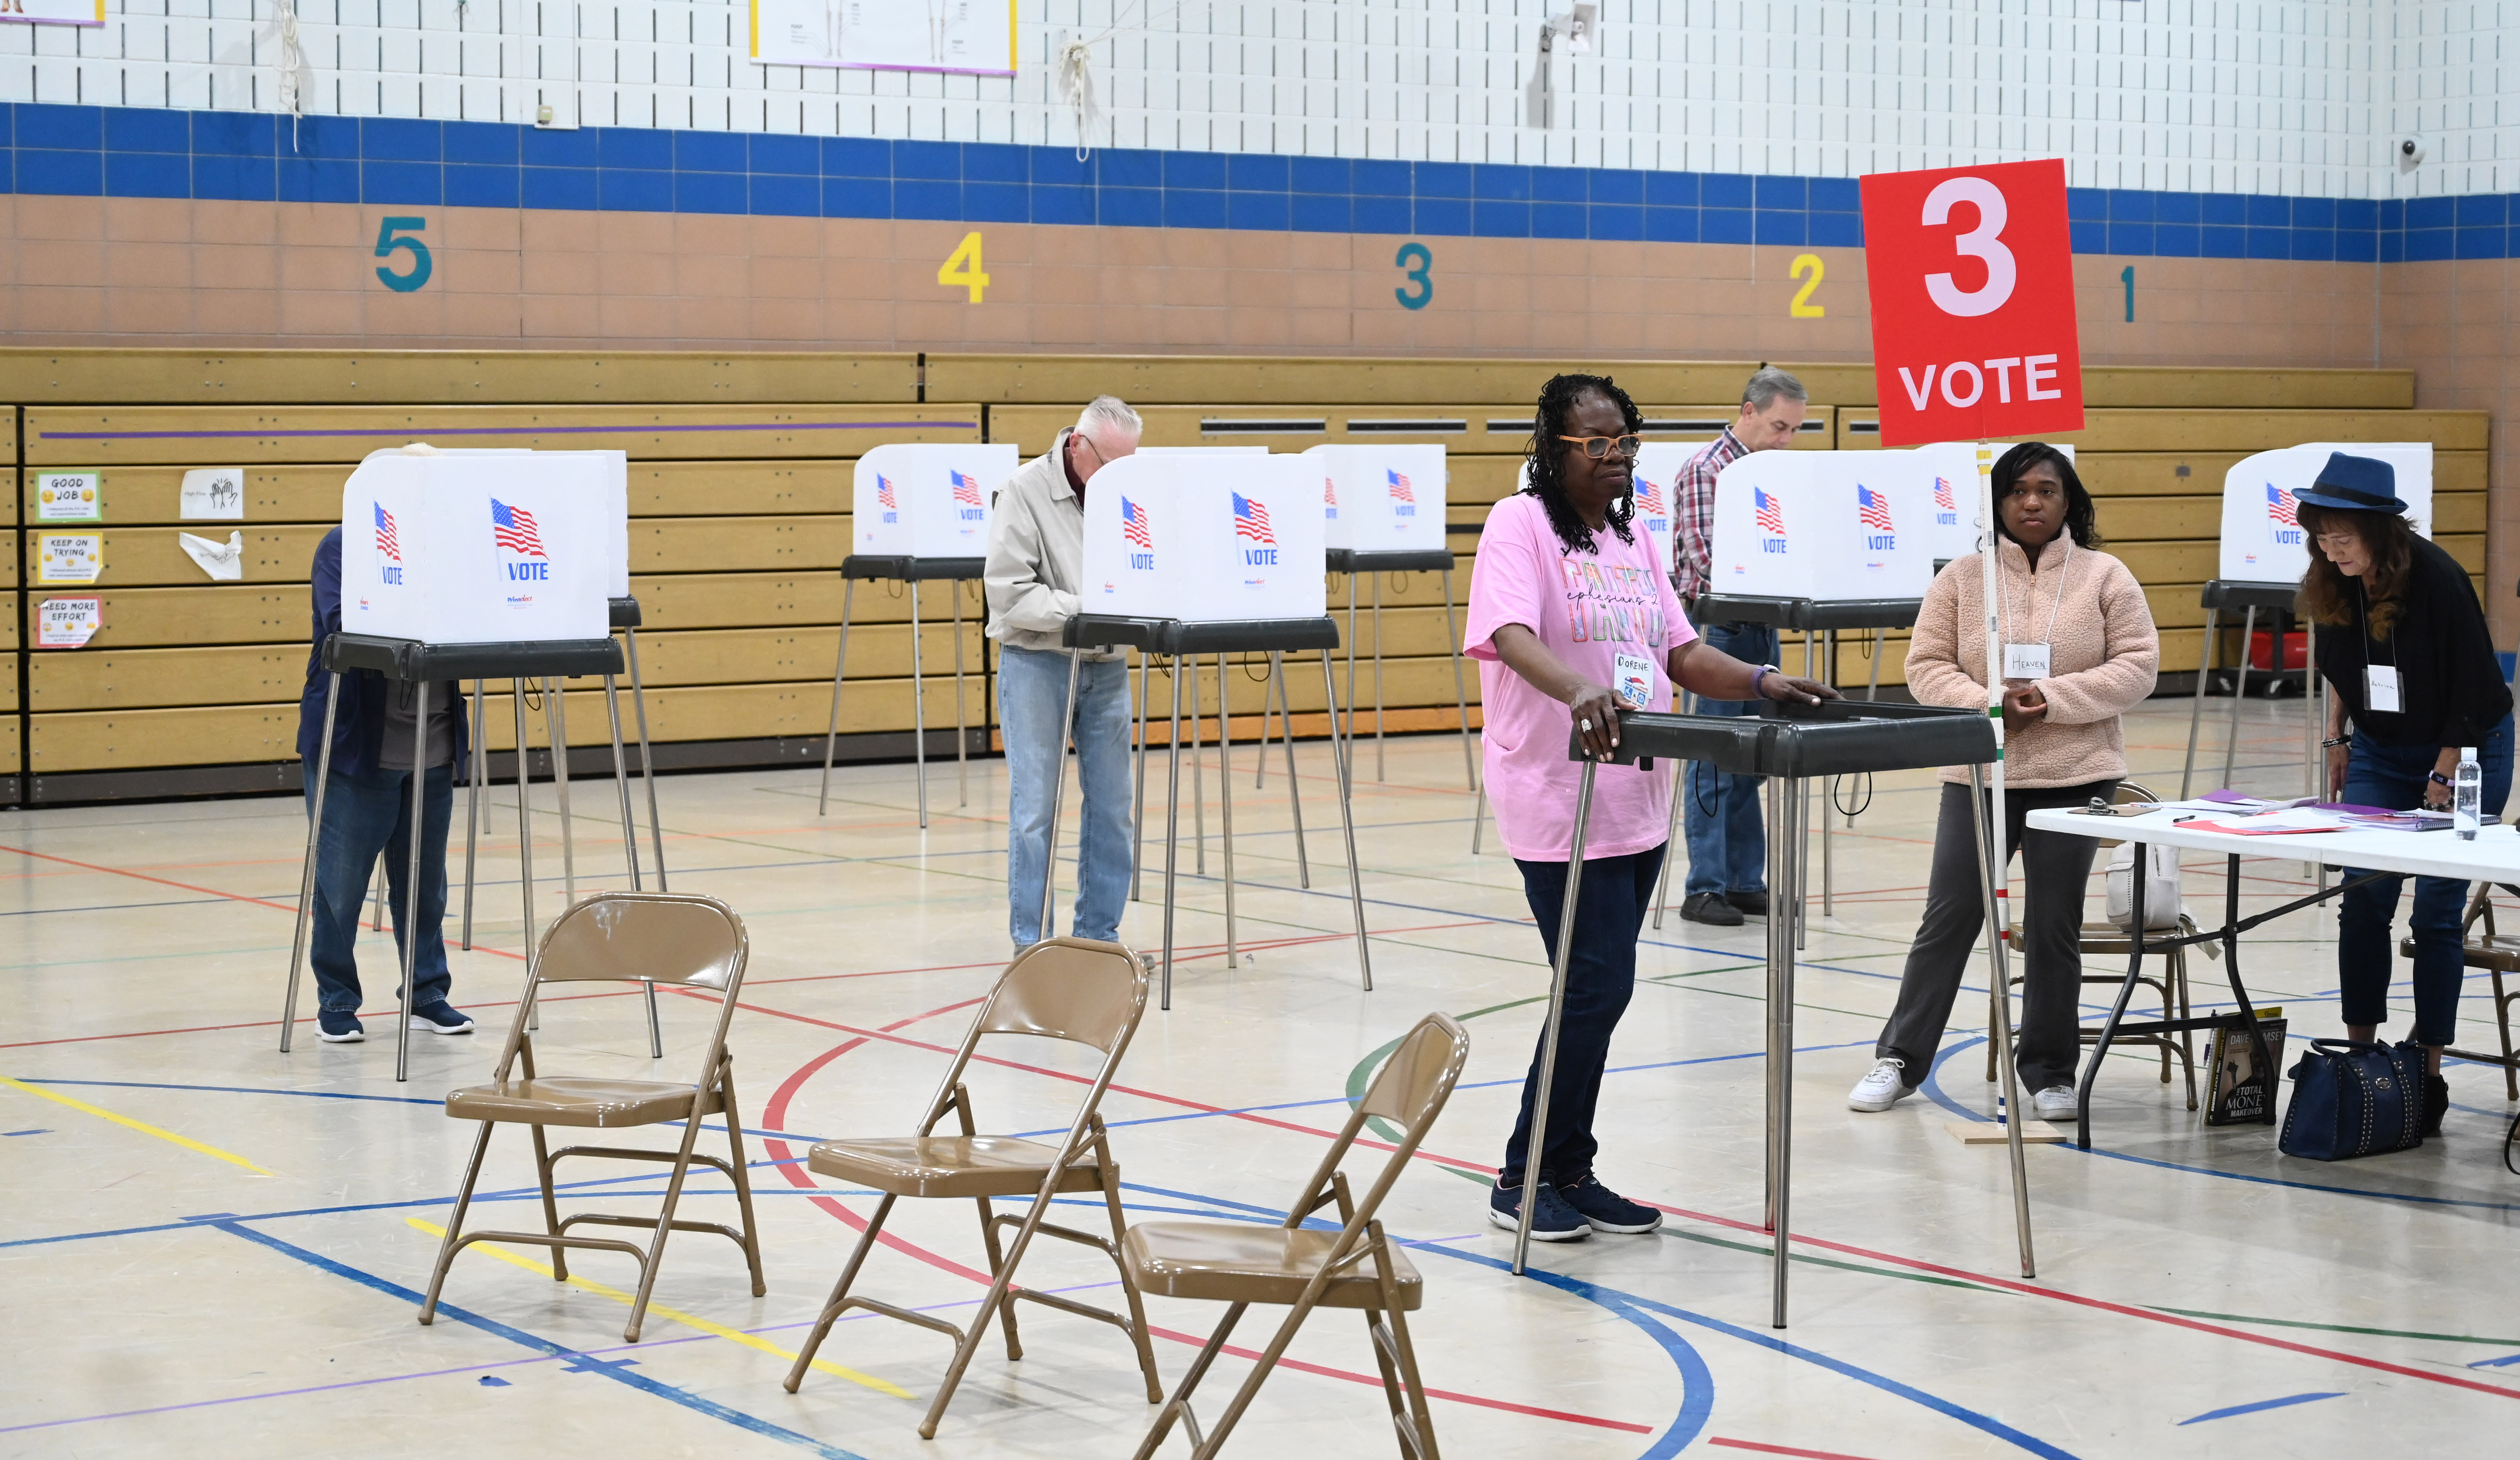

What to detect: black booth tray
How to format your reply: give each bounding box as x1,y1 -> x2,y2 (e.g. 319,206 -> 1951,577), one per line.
1064,613 -> 1341,655
2199,579 -> 2298,612
609,596 -> 642,629
842,554 -> 986,582
1691,593 -> 1925,631
322,633 -> 625,682
1566,698 -> 1995,779
1327,548 -> 1457,574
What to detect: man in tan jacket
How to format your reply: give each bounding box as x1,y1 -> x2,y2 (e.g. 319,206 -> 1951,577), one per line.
985,396 -> 1143,951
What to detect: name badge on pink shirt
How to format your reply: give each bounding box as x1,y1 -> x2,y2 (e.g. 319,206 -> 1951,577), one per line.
1614,651 -> 1654,707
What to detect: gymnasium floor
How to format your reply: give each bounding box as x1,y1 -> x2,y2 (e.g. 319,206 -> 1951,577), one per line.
5,694 -> 2516,1459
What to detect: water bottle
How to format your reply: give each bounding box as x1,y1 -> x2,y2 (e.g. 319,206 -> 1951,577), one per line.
2455,747 -> 2482,840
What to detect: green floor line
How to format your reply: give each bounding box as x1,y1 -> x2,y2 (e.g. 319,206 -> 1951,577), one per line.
1659,1227 -> 2007,1292
2147,1306 -> 2520,1347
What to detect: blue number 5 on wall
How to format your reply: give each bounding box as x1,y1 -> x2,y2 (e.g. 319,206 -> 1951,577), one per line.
375,217 -> 433,292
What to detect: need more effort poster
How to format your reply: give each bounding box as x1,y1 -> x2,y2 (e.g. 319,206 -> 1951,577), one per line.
752,0 -> 1015,75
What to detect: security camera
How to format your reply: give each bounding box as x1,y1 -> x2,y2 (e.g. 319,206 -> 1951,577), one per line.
2398,137 -> 2427,170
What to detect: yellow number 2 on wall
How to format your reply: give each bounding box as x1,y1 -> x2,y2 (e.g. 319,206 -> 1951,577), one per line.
1788,253 -> 1825,318
938,232 -> 990,303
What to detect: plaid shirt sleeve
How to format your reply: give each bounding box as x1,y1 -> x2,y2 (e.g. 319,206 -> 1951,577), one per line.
1669,430 -> 1743,603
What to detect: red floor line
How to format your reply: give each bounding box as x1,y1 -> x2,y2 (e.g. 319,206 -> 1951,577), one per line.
757,1021 -> 1649,1436
1708,1439 -> 1885,1460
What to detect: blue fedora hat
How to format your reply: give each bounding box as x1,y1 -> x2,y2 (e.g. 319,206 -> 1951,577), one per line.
2294,451 -> 2406,514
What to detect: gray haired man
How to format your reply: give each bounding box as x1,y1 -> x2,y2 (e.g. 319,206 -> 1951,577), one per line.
984,396 -> 1144,950
1672,367 -> 1808,926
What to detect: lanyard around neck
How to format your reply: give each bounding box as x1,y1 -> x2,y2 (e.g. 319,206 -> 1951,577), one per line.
2002,537 -> 2072,648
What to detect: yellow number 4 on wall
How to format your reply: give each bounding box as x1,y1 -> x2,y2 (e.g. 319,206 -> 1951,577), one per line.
939,232 -> 990,303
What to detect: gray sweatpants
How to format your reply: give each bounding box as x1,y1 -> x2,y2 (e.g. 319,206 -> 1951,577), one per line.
1876,778 -> 2116,1093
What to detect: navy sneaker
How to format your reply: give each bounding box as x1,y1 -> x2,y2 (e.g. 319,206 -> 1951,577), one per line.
408,1002 -> 475,1035
1556,1175 -> 1663,1234
1486,1179 -> 1590,1242
316,1010 -> 365,1043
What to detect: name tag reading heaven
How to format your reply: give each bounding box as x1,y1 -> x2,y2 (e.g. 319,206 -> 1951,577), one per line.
2002,643 -> 2051,679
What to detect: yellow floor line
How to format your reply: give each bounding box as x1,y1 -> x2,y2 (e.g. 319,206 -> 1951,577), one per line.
405,1217 -> 913,1398
0,1075 -> 276,1176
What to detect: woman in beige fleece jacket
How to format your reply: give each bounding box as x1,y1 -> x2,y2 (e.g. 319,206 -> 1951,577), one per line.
1847,443 -> 2160,1122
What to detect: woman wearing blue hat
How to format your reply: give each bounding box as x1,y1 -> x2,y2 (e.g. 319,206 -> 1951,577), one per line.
2298,451 -> 2514,1136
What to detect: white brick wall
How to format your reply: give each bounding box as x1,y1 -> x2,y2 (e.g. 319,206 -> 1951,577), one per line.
0,0 -> 2496,199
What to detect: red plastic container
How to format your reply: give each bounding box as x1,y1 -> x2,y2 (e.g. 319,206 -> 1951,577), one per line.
2249,628 -> 2309,672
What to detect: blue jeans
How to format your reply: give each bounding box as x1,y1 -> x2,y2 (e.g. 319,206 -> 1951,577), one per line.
1683,619 -> 1776,896
1002,645 -> 1135,947
2337,716 -> 2515,1046
1502,846 -> 1664,1186
302,762 -> 454,1015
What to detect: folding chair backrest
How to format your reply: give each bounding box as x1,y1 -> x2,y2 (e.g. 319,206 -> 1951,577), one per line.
534,894 -> 749,993
2115,782 -> 2159,806
1356,1013 -> 1471,1132
976,938 -> 1148,1054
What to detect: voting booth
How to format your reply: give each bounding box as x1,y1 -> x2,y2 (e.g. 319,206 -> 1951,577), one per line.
341,447 -> 616,644
1081,453 -> 1325,622
1705,448 -> 1938,602
851,443 -> 1016,558
1307,443 -> 1447,555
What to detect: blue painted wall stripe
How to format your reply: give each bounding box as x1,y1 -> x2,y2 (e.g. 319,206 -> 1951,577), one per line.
2,103 -> 2493,261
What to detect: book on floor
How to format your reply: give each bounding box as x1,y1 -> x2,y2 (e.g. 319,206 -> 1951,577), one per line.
2204,1011 -> 2288,1127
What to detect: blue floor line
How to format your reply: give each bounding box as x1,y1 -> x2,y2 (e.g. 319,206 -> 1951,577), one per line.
2174,1390 -> 2346,1425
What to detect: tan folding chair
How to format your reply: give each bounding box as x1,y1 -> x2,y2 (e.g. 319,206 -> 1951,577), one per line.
783,936 -> 1162,1437
2405,882 -> 2520,1101
1124,1011 -> 1469,1460
419,893 -> 764,1343
1990,780 -> 2202,1109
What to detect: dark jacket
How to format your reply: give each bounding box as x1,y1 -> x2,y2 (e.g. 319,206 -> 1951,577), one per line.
2315,535 -> 2515,748
295,527 -> 470,779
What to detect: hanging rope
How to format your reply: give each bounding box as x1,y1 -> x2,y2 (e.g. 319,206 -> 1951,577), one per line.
1054,34 -> 1101,162
274,0 -> 309,151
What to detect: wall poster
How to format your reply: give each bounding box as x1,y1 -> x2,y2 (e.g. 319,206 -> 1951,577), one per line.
751,0 -> 1015,74
0,0 -> 106,26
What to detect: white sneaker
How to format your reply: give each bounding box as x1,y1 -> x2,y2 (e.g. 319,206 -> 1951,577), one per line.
1847,1057 -> 1913,1112
2031,1086 -> 2079,1122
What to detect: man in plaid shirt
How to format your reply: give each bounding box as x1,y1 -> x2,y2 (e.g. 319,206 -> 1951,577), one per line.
1673,367 -> 1809,926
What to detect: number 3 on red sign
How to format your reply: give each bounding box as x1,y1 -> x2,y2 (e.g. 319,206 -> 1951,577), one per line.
1920,177 -> 2014,317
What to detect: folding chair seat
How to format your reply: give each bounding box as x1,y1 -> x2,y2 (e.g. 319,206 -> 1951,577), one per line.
1989,780 -> 2201,1109
783,937 -> 1162,1439
420,893 -> 763,1343
2405,882 -> 2520,1102
1125,1011 -> 1469,1460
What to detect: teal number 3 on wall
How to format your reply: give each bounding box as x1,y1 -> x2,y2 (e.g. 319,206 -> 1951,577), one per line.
375,217 -> 433,292
1394,242 -> 1434,310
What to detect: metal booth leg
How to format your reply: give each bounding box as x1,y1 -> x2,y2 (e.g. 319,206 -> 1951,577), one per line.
1372,572 -> 1387,783
624,626 -> 667,889
1470,781 -> 1488,855
1345,571 -> 1361,762
2304,619 -> 2320,800
1513,757 -> 1596,1276
2181,606 -> 2220,799
512,680 -> 541,1031
953,578 -> 969,808
1797,630 -> 1814,951
1255,653 -> 1275,791
1132,653 -> 1152,904
817,579 -> 858,817
394,681 -> 430,1083
1650,757 -> 1684,930
1444,567 -> 1477,791
545,680 -> 576,907
1821,630 -> 1835,919
1039,650 -> 1083,944
910,580 -> 930,829
2220,605 -> 2259,793
1762,772 -> 1803,1322
1319,652 -> 1373,993
1274,652 -> 1310,889
1191,658 -> 1206,877
1216,654 -> 1239,969
606,673 -> 662,1060
280,670 -> 342,1053
1160,659 -> 1185,1009
461,680 -> 486,951
1965,764 -> 2038,1280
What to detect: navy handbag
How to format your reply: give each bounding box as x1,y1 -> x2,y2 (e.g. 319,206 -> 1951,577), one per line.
2278,1040 -> 2427,1161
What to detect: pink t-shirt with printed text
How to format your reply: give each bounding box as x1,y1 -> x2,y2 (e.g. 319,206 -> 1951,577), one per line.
1463,492 -> 1696,862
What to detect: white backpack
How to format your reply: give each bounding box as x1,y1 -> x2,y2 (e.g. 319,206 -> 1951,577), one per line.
2104,840 -> 2185,931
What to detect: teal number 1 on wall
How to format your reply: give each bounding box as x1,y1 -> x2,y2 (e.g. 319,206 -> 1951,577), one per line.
376,217 -> 433,292
2121,265 -> 2134,322
1395,242 -> 1434,310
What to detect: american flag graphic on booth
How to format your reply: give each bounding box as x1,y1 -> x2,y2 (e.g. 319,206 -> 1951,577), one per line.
374,503 -> 401,561
876,475 -> 898,510
1323,475 -> 1338,507
1933,477 -> 1958,512
1120,496 -> 1154,550
1232,491 -> 1276,545
2266,483 -> 2299,528
1856,484 -> 1896,532
1634,477 -> 1667,516
1753,486 -> 1787,537
490,499 -> 547,557
950,470 -> 983,506
1386,470 -> 1415,503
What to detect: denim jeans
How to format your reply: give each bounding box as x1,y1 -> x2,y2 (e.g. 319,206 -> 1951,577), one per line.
1501,845 -> 1665,1187
1002,645 -> 1136,947
1683,618 -> 1777,896
2337,715 -> 2515,1046
302,762 -> 454,1015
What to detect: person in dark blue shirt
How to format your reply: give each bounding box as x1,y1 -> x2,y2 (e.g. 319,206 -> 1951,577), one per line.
295,527 -> 473,1042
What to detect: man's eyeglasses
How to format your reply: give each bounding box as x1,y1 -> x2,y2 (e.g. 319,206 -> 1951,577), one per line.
1557,433 -> 1643,460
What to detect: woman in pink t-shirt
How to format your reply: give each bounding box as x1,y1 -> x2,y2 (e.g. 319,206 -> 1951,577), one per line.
1465,374 -> 1835,1244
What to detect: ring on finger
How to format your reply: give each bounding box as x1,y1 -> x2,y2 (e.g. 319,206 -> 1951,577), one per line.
1579,719 -> 1593,732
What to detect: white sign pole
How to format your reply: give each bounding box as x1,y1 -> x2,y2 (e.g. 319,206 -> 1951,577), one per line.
1975,442 -> 2038,1278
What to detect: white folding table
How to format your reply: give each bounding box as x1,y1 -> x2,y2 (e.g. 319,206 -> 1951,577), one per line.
2024,806 -> 2520,1146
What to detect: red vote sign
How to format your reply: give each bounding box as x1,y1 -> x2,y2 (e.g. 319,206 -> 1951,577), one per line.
1859,158 -> 2084,448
